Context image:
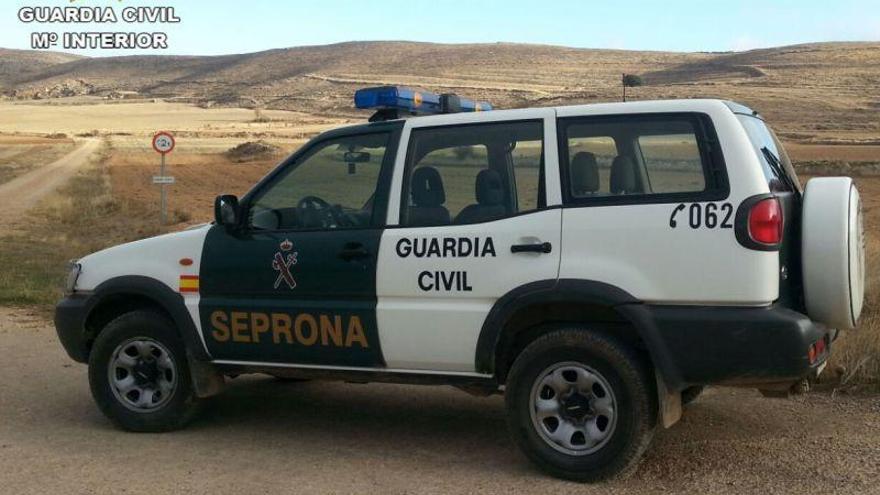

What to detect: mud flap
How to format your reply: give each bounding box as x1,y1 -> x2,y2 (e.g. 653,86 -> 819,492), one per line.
189,358 -> 225,398
656,373 -> 682,428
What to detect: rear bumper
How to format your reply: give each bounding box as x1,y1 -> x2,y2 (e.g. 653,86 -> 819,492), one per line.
646,304 -> 831,387
54,293 -> 92,363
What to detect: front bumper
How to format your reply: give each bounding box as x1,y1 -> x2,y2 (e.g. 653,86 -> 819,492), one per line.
646,304 -> 831,387
54,293 -> 93,363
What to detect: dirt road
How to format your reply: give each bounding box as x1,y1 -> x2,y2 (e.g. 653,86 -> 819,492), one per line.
0,308 -> 878,495
0,138 -> 100,228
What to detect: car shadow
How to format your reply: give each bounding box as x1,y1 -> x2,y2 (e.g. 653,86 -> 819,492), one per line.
190,375 -> 528,472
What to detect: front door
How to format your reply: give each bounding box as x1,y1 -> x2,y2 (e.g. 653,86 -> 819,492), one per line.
199,124 -> 400,367
376,112 -> 563,372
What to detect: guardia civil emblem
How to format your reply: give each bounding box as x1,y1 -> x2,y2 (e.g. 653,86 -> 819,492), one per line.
272,239 -> 298,289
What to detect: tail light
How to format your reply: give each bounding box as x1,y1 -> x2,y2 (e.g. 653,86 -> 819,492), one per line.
735,195 -> 784,250
808,336 -> 829,365
748,198 -> 783,245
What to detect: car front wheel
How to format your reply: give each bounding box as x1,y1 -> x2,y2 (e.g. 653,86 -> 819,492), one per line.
88,310 -> 200,432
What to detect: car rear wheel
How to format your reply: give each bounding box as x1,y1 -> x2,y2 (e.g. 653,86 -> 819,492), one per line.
505,329 -> 657,482
88,310 -> 201,432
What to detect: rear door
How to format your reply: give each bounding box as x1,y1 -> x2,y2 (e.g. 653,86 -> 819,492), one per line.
555,109 -> 777,305
375,109 -> 562,372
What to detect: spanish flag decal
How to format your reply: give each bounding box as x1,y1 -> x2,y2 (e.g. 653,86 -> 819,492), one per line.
179,275 -> 199,293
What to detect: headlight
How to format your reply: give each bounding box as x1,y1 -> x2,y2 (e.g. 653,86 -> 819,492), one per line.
65,260 -> 82,293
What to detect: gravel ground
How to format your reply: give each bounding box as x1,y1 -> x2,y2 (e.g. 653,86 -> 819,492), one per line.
1,307 -> 879,495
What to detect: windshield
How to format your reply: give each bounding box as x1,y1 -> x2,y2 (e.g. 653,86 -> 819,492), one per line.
737,114 -> 802,193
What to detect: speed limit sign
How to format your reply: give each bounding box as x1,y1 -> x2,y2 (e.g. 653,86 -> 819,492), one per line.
152,131 -> 175,225
152,131 -> 175,154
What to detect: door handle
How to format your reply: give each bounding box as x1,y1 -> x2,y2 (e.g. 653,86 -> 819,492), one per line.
338,243 -> 370,260
510,242 -> 552,254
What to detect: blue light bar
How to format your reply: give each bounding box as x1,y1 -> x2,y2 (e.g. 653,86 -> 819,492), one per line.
354,86 -> 492,116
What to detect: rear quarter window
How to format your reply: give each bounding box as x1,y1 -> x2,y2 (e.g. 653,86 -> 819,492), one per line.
736,114 -> 802,192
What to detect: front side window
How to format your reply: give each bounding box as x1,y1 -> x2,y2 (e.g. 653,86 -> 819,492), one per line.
561,115 -> 724,203
402,121 -> 544,227
248,132 -> 390,230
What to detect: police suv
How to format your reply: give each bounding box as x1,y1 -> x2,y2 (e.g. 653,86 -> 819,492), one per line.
55,87 -> 866,481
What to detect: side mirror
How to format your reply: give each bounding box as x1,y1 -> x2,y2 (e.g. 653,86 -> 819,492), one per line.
214,194 -> 240,227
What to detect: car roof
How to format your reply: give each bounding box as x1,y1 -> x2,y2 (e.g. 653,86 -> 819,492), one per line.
333,98 -> 751,134
554,98 -> 745,117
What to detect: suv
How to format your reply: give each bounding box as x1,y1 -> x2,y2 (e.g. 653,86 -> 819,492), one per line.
55,88 -> 866,482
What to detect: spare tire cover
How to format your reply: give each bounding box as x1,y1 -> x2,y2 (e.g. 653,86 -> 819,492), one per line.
802,177 -> 865,329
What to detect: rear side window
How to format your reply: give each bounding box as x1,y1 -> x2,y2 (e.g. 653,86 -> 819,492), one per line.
401,120 -> 544,227
560,114 -> 726,204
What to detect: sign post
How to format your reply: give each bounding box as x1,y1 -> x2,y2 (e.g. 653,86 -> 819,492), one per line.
151,131 -> 175,224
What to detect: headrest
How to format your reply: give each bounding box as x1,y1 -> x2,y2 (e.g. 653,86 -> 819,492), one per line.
475,169 -> 503,206
570,152 -> 599,194
610,156 -> 638,194
411,167 -> 446,206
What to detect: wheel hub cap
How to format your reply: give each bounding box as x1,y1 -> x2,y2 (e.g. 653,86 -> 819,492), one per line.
529,362 -> 617,456
132,360 -> 160,385
107,338 -> 177,412
560,392 -> 594,423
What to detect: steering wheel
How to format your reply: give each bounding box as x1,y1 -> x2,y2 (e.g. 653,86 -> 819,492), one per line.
296,195 -> 337,228
296,196 -> 346,228
296,195 -> 363,229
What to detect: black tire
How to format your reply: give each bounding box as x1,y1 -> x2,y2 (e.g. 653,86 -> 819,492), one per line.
505,329 -> 657,482
681,385 -> 705,406
88,310 -> 201,432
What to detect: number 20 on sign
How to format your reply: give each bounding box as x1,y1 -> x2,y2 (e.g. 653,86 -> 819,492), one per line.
152,131 -> 175,224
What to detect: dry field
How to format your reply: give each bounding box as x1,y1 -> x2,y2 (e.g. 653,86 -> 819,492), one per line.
0,99 -> 347,137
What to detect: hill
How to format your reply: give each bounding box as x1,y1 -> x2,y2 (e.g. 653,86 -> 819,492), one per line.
1,41 -> 878,138
0,49 -> 83,87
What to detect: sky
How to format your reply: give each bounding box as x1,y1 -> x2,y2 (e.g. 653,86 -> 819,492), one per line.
2,0 -> 879,56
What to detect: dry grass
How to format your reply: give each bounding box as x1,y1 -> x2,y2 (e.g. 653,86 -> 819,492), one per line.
833,313 -> 880,389
105,148 -> 291,225
828,234 -> 880,390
